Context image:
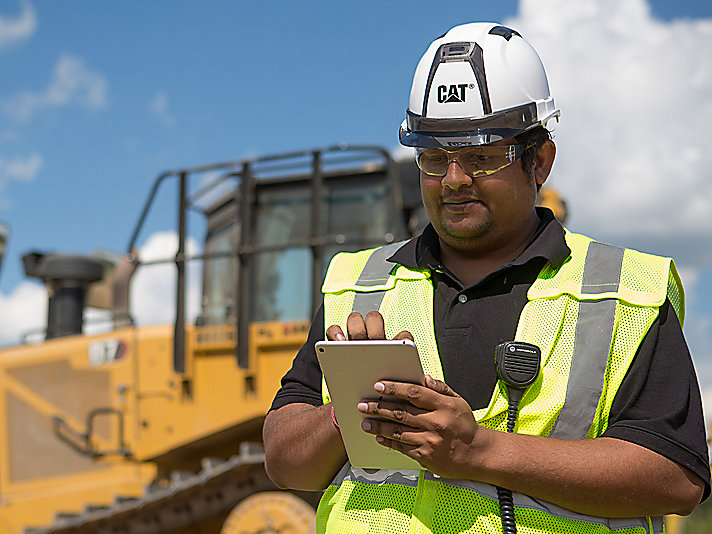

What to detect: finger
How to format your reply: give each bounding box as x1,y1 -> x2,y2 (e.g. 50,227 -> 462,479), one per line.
374,379 -> 459,409
361,418 -> 421,446
364,311 -> 386,339
346,312 -> 367,340
373,435 -> 423,461
393,330 -> 414,341
325,324 -> 346,341
357,399 -> 427,426
373,380 -> 433,409
424,374 -> 460,397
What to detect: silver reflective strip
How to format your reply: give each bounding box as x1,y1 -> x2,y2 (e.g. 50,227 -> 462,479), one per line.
549,242 -> 625,440
424,474 -> 653,532
332,465 -> 656,532
330,462 -> 420,488
651,516 -> 664,534
351,242 -> 405,317
581,242 -> 626,295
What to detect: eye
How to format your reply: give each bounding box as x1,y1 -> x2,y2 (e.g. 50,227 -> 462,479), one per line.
461,151 -> 489,166
421,151 -> 447,164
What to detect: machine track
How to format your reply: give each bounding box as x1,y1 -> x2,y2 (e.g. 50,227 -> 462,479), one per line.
24,444 -> 316,534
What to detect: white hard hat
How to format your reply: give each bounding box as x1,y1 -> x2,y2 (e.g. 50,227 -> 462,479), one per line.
399,22 -> 560,148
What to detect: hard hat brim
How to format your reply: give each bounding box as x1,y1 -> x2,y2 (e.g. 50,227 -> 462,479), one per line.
399,103 -> 559,147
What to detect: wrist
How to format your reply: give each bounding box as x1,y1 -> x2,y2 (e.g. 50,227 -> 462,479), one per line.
330,405 -> 340,430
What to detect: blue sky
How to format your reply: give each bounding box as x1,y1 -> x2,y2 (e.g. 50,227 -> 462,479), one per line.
1,0 -> 712,415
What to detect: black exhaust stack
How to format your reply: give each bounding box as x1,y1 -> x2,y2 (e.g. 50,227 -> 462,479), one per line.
22,252 -> 104,339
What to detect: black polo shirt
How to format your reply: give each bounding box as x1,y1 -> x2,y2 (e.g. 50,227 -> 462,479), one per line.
270,209 -> 710,499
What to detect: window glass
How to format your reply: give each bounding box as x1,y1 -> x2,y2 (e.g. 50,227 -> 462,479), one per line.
325,180 -> 388,243
202,223 -> 237,325
251,184 -> 312,321
253,185 -> 310,246
321,180 -> 390,276
250,177 -> 391,322
252,248 -> 311,322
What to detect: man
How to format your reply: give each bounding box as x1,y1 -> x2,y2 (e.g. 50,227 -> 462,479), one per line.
263,22 -> 710,533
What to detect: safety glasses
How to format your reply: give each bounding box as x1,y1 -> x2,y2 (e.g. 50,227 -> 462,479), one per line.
415,144 -> 526,178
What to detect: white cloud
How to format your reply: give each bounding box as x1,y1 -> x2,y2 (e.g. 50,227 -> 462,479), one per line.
3,54 -> 108,121
0,0 -> 37,50
148,91 -> 174,126
0,281 -> 46,345
506,0 -> 712,254
130,231 -> 201,326
391,144 -> 415,162
0,151 -> 42,186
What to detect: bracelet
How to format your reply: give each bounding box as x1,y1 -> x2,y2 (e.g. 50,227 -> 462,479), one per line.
331,405 -> 340,430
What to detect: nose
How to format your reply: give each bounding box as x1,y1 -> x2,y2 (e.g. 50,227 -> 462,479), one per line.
440,159 -> 473,191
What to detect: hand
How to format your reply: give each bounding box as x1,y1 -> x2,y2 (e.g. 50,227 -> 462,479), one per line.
326,310 -> 413,342
358,374 -> 480,479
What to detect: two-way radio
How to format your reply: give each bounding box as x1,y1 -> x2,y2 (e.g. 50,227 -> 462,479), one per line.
494,341 -> 542,534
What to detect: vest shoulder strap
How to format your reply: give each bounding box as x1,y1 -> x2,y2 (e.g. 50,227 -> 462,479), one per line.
322,240 -> 429,317
529,230 -> 684,321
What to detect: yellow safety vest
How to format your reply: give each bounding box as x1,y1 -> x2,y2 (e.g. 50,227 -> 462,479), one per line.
318,230 -> 684,534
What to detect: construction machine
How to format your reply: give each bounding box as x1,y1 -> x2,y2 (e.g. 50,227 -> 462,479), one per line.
0,146 -> 432,534
0,144 -> 570,534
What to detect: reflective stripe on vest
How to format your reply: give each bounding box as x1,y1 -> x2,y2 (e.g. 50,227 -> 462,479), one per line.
329,465 -> 664,534
351,241 -> 404,316
549,242 -> 624,439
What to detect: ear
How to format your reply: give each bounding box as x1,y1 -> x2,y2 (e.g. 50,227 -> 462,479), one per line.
533,140 -> 556,187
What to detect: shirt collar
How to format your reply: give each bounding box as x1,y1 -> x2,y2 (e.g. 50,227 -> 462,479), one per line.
389,207 -> 570,273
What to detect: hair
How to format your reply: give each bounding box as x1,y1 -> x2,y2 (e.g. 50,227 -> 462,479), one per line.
515,126 -> 552,175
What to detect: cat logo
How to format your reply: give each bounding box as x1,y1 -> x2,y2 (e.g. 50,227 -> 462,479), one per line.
437,84 -> 468,103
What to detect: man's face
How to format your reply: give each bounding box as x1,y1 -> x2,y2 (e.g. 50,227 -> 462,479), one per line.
419,141 -> 544,253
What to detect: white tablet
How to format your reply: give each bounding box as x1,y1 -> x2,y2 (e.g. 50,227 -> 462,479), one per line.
315,339 -> 425,470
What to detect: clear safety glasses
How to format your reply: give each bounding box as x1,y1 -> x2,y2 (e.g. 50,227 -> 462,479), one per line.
415,144 -> 526,178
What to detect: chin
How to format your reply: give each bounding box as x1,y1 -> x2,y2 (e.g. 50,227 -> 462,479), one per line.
440,222 -> 493,243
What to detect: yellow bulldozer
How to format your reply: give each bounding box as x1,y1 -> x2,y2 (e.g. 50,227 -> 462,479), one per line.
0,144 -> 573,534
0,146 -> 431,534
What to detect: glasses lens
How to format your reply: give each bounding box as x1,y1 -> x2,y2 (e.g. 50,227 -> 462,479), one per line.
416,145 -> 523,177
416,149 -> 449,175
459,146 -> 516,176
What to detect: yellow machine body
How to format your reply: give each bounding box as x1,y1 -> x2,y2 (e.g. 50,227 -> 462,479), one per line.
0,321 -> 309,533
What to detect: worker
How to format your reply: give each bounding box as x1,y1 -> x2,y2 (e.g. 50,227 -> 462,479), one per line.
263,22 -> 710,533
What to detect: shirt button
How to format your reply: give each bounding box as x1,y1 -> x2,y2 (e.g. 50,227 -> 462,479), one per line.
458,294 -> 468,303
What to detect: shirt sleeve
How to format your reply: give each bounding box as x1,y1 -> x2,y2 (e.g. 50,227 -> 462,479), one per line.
603,299 -> 711,501
269,304 -> 326,411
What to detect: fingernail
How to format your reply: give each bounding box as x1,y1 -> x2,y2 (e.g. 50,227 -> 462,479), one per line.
374,382 -> 385,392
357,402 -> 368,412
336,332 -> 346,341
362,420 -> 371,431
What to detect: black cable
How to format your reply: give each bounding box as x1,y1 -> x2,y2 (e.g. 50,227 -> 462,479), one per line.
496,393 -> 522,534
496,485 -> 517,534
493,341 -> 541,534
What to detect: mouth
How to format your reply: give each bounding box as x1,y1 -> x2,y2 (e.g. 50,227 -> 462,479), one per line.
441,198 -> 483,212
